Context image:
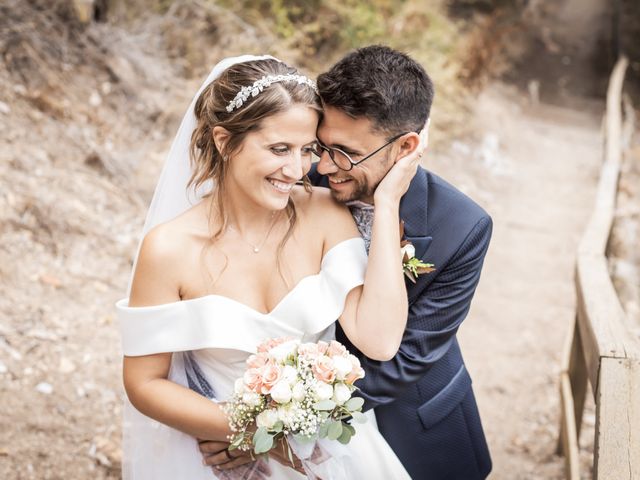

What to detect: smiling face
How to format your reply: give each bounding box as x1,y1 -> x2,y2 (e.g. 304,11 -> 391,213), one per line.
316,107 -> 396,204
223,104 -> 319,211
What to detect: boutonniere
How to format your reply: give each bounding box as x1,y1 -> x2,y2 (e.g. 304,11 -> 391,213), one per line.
400,220 -> 435,284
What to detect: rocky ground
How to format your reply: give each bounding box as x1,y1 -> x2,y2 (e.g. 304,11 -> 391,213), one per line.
1,1 -> 638,479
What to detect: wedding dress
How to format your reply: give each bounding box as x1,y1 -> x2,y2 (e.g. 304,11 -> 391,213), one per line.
117,237 -> 410,479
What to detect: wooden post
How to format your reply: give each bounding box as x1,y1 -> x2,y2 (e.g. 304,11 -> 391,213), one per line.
594,358 -> 640,478
72,0 -> 95,24
556,56 -> 640,480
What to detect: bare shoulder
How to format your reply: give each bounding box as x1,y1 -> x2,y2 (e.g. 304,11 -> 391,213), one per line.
129,219 -> 189,307
292,185 -> 359,249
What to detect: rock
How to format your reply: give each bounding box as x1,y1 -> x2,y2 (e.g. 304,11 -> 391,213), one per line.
89,91 -> 102,107
26,329 -> 58,341
0,360 -> 7,374
35,382 -> 53,394
59,358 -> 76,374
39,274 -> 62,288
0,101 -> 10,114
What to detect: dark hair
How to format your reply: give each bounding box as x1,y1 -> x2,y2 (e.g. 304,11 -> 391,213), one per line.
317,45 -> 434,135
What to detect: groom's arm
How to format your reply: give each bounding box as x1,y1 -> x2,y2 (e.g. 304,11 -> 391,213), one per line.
352,215 -> 492,411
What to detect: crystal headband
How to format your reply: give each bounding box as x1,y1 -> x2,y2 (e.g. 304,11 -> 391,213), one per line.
226,74 -> 319,113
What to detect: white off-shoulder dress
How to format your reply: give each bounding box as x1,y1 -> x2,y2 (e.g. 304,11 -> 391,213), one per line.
116,238 -> 410,479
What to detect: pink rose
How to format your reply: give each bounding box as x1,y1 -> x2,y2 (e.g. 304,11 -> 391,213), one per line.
313,355 -> 336,384
345,354 -> 365,384
345,367 -> 365,385
247,352 -> 269,369
298,343 -> 320,360
257,336 -> 295,353
326,340 -> 348,358
316,341 -> 329,355
244,368 -> 263,393
260,363 -> 282,395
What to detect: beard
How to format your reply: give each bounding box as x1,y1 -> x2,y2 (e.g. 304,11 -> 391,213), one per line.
328,153 -> 391,204
327,174 -> 377,203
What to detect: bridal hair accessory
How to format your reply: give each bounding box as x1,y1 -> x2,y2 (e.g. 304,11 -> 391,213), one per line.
226,74 -> 319,113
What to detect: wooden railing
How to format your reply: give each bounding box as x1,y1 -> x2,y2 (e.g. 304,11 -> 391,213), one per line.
557,56 -> 640,479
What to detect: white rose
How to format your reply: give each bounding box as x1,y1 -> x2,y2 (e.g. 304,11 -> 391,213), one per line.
313,381 -> 334,401
270,380 -> 293,404
401,243 -> 415,261
234,378 -> 246,395
269,340 -> 299,363
281,365 -> 298,386
242,391 -> 262,408
332,356 -> 352,380
332,383 -> 352,406
292,381 -> 306,402
256,408 -> 279,429
277,403 -> 296,427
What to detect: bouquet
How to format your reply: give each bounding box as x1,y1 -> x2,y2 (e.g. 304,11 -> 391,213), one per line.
223,337 -> 367,462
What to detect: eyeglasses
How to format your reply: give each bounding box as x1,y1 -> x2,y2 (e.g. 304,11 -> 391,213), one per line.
313,132 -> 408,171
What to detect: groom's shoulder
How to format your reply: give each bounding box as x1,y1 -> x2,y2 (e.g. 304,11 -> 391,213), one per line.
424,168 -> 491,224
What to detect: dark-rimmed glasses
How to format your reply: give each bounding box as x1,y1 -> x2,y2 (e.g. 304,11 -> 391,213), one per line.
313,132 -> 409,171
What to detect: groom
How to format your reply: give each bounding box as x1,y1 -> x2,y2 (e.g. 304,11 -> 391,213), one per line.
309,45 -> 493,479
200,46 -> 493,479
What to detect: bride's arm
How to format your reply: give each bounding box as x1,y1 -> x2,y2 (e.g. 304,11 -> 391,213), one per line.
321,151 -> 421,361
122,227 -> 232,441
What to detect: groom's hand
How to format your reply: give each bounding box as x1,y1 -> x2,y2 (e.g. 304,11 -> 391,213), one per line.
198,439 -> 254,469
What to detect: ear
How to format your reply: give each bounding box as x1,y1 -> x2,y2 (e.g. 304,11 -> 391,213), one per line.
393,132 -> 421,164
212,126 -> 231,156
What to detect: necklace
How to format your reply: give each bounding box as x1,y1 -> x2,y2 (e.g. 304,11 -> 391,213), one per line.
228,211 -> 279,253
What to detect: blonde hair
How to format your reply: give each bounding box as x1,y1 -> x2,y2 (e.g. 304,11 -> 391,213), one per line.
188,59 -> 320,285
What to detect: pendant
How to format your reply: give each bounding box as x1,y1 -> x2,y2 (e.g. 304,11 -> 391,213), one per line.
253,247 -> 260,253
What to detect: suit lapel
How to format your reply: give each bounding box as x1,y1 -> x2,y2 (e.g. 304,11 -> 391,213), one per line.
400,167 -> 432,260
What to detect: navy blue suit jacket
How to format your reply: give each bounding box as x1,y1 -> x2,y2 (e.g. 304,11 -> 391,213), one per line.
310,165 -> 493,479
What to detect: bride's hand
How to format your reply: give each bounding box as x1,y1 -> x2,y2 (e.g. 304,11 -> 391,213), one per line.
373,141 -> 424,207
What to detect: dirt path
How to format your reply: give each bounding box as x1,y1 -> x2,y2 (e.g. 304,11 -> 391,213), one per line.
429,84 -> 604,479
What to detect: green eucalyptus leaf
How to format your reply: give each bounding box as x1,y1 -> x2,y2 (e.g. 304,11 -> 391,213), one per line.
314,399 -> 337,411
344,423 -> 356,436
344,397 -> 365,411
327,420 -> 343,441
351,411 -> 368,424
337,426 -> 353,444
254,433 -> 274,454
319,420 -> 331,438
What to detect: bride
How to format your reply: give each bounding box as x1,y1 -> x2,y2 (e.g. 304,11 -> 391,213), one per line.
116,54 -> 420,479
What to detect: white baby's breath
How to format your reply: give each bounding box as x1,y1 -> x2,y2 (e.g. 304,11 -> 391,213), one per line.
241,391 -> 261,407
